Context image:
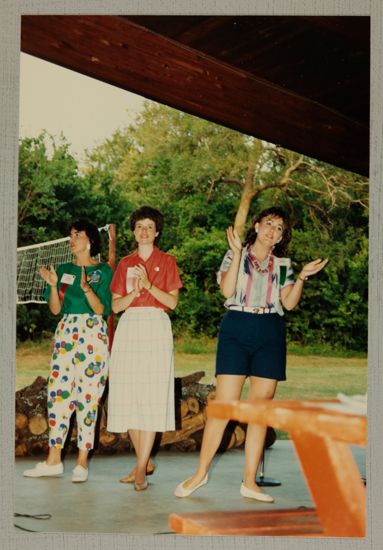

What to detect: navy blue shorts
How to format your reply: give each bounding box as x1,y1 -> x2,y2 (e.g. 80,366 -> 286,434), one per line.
215,310 -> 286,381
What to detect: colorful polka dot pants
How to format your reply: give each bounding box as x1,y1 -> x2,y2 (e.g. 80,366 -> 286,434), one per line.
47,314 -> 109,451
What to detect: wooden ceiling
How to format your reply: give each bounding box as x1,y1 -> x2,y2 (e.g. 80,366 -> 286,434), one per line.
21,15 -> 369,176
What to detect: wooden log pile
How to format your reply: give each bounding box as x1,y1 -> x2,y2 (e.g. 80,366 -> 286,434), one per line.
15,372 -> 275,456
15,376 -> 50,456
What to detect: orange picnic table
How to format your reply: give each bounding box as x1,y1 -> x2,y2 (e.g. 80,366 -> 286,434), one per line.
169,398 -> 366,537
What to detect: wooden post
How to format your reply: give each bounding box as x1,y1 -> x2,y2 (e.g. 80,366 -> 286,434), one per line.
107,224 -> 116,350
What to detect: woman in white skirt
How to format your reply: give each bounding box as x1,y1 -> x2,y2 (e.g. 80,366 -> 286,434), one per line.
107,206 -> 182,491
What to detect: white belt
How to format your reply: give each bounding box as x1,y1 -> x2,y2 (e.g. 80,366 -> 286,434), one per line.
228,305 -> 274,314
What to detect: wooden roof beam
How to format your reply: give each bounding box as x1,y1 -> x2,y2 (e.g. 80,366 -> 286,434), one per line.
21,15 -> 368,175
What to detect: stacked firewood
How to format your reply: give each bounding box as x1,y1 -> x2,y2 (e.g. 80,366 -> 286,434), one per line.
15,372 -> 275,456
15,376 -> 49,457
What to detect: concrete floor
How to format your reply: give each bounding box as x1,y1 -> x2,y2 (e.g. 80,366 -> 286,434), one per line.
14,441 -> 365,535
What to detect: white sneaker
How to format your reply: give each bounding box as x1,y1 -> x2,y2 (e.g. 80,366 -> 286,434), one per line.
72,465 -> 88,483
23,461 -> 63,478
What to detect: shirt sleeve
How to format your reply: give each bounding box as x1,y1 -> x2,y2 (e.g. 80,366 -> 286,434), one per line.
110,260 -> 128,296
216,249 -> 234,285
164,256 -> 182,292
280,258 -> 295,289
94,265 -> 113,317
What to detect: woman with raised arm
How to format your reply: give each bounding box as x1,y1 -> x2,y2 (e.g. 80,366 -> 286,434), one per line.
24,219 -> 113,482
175,206 -> 328,502
107,206 -> 182,491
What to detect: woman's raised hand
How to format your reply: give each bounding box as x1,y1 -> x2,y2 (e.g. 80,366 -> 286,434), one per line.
80,266 -> 91,292
300,258 -> 329,280
133,275 -> 142,293
39,265 -> 58,286
134,264 -> 151,290
226,226 -> 242,255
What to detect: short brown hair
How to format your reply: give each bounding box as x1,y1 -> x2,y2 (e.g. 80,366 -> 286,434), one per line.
130,206 -> 164,244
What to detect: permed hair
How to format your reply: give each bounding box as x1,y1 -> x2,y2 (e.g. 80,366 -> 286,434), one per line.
244,207 -> 292,257
130,206 -> 164,244
68,218 -> 101,257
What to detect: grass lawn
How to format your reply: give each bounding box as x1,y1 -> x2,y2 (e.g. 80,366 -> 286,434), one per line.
16,339 -> 367,441
16,338 -> 367,399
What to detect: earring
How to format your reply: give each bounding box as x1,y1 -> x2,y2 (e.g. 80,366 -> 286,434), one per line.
86,243 -> 91,251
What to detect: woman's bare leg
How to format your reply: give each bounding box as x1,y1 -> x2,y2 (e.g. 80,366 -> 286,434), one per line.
76,449 -> 89,469
134,430 -> 156,485
243,376 -> 277,492
128,428 -> 140,468
46,446 -> 62,465
119,429 -> 154,481
182,374 -> 246,490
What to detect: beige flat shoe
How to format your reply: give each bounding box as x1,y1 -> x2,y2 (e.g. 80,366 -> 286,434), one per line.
174,474 -> 208,498
134,479 -> 149,491
240,483 -> 274,503
119,461 -> 155,483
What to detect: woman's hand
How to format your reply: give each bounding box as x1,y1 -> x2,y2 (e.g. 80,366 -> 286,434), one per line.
134,275 -> 142,293
39,265 -> 61,314
226,226 -> 242,256
281,258 -> 329,311
39,265 -> 58,287
134,264 -> 151,290
299,258 -> 329,280
80,266 -> 91,292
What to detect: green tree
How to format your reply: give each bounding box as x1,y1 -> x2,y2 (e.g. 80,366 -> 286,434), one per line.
17,133 -> 133,340
18,104 -> 368,351
86,103 -> 368,237
83,101 -> 368,350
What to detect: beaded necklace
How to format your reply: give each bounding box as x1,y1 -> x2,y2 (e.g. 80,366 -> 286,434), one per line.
248,246 -> 273,275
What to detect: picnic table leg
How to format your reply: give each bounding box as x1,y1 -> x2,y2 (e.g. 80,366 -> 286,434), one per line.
291,432 -> 366,537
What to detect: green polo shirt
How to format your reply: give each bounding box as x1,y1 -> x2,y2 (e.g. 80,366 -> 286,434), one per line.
44,262 -> 113,317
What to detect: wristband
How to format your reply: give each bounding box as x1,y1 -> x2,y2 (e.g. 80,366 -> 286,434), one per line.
298,275 -> 308,282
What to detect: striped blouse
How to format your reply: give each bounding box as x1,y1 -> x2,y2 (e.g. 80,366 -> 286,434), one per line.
217,246 -> 295,316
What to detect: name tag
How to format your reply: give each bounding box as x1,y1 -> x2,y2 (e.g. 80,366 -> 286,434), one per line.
126,267 -> 137,293
61,273 -> 76,285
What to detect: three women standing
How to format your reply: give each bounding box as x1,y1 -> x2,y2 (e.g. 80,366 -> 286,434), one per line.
175,207 -> 328,501
24,205 -> 327,501
107,206 -> 182,491
24,219 -> 112,482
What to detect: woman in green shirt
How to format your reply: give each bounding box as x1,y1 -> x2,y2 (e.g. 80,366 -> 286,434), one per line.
23,219 -> 113,483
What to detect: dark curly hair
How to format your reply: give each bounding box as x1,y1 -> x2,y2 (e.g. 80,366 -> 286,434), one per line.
130,206 -> 164,244
68,218 -> 101,257
244,207 -> 292,257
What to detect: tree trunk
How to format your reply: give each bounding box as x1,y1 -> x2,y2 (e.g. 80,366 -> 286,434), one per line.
234,181 -> 256,238
233,140 -> 264,237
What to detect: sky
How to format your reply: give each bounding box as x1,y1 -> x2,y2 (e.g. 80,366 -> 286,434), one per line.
19,52 -> 146,161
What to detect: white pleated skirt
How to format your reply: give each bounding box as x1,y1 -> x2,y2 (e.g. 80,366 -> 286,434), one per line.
107,307 -> 175,432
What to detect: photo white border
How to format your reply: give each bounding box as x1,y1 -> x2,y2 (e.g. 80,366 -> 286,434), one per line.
1,1 -> 381,549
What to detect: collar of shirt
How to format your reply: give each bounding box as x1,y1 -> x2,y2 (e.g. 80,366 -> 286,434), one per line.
131,245 -> 160,261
